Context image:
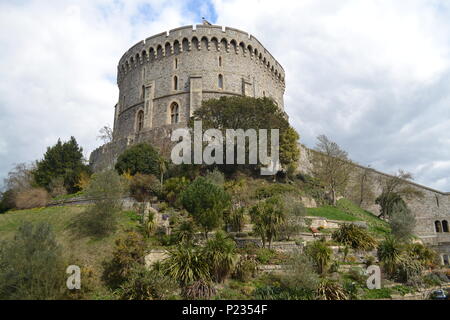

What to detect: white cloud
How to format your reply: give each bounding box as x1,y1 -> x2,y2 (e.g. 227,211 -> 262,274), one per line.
1,0 -> 450,192
211,0 -> 450,191
0,0 -> 198,188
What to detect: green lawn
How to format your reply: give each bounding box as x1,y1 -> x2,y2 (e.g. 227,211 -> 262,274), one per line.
306,206 -> 359,221
306,199 -> 390,237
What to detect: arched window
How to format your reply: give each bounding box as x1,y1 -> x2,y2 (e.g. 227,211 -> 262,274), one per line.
218,74 -> 223,89
170,102 -> 179,124
435,220 -> 442,233
137,110 -> 144,132
173,76 -> 178,90
218,56 -> 222,67
443,220 -> 449,232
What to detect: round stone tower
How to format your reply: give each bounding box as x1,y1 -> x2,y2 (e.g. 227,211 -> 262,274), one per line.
90,23 -> 286,171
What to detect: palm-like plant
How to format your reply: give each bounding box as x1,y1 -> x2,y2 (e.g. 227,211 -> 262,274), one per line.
377,236 -> 402,276
163,244 -> 210,287
173,218 -> 196,244
250,196 -> 285,248
202,231 -> 238,283
305,239 -> 332,274
316,279 -> 348,300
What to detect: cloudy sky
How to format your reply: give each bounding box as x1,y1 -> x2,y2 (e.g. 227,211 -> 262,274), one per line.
1,0 -> 449,191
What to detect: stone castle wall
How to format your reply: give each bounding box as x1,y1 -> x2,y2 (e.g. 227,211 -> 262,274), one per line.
114,24 -> 285,142
89,24 -> 450,264
297,144 -> 450,260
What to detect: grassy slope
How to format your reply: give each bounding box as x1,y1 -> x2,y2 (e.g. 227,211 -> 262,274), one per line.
0,205 -> 140,299
306,198 -> 390,237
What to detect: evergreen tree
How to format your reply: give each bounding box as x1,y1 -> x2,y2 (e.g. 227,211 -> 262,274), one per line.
115,143 -> 161,176
33,136 -> 89,193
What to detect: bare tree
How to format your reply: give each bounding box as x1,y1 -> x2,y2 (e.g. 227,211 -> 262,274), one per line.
376,170 -> 423,219
97,125 -> 113,144
312,135 -> 352,206
4,163 -> 35,193
347,166 -> 376,207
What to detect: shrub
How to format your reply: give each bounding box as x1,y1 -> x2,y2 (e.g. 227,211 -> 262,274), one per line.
316,279 -> 348,300
332,223 -> 377,251
279,252 -> 320,299
162,244 -> 210,287
102,231 -> 146,289
129,173 -> 160,202
172,216 -> 196,244
226,207 -> 246,232
181,177 -> 231,238
183,280 -> 216,300
377,236 -> 403,277
118,264 -> 178,300
255,248 -> 276,264
0,190 -> 16,213
49,177 -> 67,198
233,256 -> 258,282
0,222 -> 65,299
254,184 -> 298,200
71,170 -> 126,237
115,143 -> 161,176
305,239 -> 332,274
163,176 -> 190,207
203,231 -> 238,283
276,194 -> 306,240
14,188 -> 49,209
205,168 -> 225,186
389,201 -> 416,240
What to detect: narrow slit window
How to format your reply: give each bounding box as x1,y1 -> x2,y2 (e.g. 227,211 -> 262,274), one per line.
218,74 -> 223,89
170,102 -> 179,124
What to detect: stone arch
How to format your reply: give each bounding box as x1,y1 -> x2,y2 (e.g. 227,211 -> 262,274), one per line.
239,42 -> 246,55
141,50 -> 148,62
165,42 -> 172,56
201,36 -> 209,50
230,39 -> 237,53
149,47 -> 155,60
247,45 -> 253,57
157,45 -> 164,59
191,36 -> 199,50
130,57 -> 135,68
443,220 -> 449,232
220,38 -> 228,52
169,101 -> 180,124
135,109 -> 145,132
173,40 -> 181,54
435,220 -> 443,233
210,37 -> 219,51
182,38 -> 189,51
135,53 -> 141,65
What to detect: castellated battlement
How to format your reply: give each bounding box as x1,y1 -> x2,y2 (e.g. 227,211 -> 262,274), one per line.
112,24 -> 286,145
